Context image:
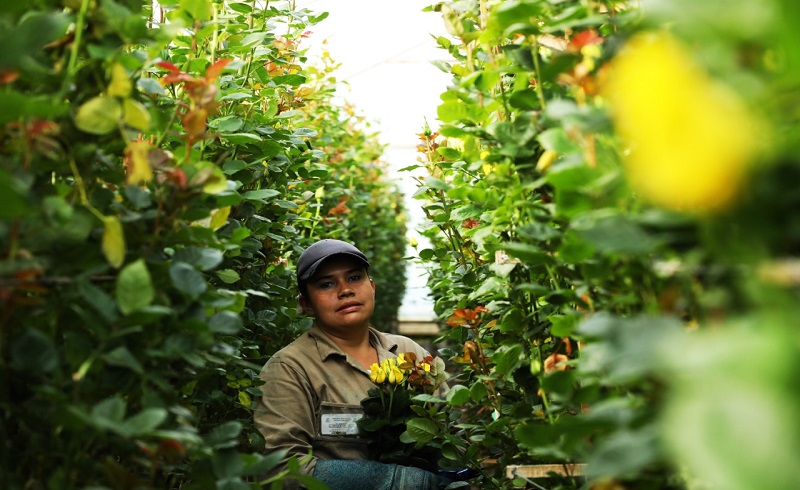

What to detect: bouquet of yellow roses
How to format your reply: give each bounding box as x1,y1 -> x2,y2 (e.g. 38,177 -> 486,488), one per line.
358,352 -> 449,471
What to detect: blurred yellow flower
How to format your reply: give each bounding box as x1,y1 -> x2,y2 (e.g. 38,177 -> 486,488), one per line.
603,32 -> 758,213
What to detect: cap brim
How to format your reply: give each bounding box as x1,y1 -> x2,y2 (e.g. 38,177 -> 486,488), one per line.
299,252 -> 370,282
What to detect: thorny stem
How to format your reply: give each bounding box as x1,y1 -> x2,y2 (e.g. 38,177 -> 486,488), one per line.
387,388 -> 395,422
470,325 -> 502,413
419,137 -> 480,270
62,0 -> 91,97
531,37 -> 547,110
211,3 -> 219,64
536,343 -> 556,425
69,158 -> 104,221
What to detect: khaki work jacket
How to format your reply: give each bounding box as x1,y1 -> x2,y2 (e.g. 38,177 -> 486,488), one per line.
254,325 -> 434,476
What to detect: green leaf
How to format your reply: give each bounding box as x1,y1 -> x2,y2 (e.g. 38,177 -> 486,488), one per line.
170,262 -> 207,299
237,391 -> 252,407
514,423 -> 555,451
209,311 -> 242,334
239,32 -> 267,47
0,91 -> 68,125
122,98 -> 151,131
573,214 -> 658,255
450,204 -> 482,221
10,329 -> 58,374
0,11 -> 70,68
103,346 -> 144,374
538,127 -> 580,154
470,382 -> 488,402
181,0 -> 213,20
508,88 -> 540,110
446,385 -> 471,406
503,45 -> 536,70
586,426 -> 659,480
137,77 -> 165,96
557,229 -> 594,263
116,259 -> 155,315
74,96 -> 122,135
173,247 -> 224,271
437,99 -> 469,123
468,276 -> 507,300
499,309 -> 525,334
549,314 -> 580,338
210,115 -> 244,132
78,279 -> 119,323
487,0 -> 544,36
120,408 -> 168,436
243,189 -> 281,202
437,147 -> 462,160
661,324 -> 800,490
272,74 -> 306,86
102,215 -> 126,269
411,394 -> 445,404
241,450 -> 287,477
577,314 -> 682,383
208,421 -> 243,449
491,344 -> 523,376
501,242 -> 554,266
91,397 -> 126,424
404,418 -> 440,445
223,132 -> 262,144
0,170 -> 30,219
216,269 -> 241,284
424,177 -> 451,191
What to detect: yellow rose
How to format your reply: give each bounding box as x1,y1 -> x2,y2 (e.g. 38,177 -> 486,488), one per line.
603,32 -> 758,213
370,363 -> 386,384
388,366 -> 405,385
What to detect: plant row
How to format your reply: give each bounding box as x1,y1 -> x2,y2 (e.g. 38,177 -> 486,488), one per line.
406,0 -> 800,488
0,0 -> 405,488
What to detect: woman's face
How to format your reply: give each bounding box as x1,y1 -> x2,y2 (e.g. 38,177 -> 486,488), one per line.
300,255 -> 376,334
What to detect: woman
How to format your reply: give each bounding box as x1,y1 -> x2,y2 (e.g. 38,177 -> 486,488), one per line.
254,239 -> 454,489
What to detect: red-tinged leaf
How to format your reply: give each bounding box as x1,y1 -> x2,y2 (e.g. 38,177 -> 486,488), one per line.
205,58 -> 232,81
446,309 -> 468,327
0,70 -> 20,84
156,60 -> 181,73
544,353 -> 570,373
568,29 -> 602,52
163,168 -> 187,188
462,218 -> 480,229
28,120 -> 59,135
463,341 -> 479,363
182,108 -> 208,140
162,73 -> 195,85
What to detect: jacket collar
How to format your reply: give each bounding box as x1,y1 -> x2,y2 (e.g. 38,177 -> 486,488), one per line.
308,324 -> 399,362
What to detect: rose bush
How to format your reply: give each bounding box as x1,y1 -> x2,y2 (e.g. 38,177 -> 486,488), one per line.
407,0 -> 800,488
0,1 -> 405,488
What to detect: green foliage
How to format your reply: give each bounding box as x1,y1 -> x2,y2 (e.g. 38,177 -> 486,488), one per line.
409,0 -> 800,488
0,1 -> 405,488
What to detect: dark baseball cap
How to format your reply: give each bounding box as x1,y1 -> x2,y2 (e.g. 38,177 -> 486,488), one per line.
296,239 -> 370,283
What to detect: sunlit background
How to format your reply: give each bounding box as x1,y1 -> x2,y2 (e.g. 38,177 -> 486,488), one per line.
300,0 -> 451,325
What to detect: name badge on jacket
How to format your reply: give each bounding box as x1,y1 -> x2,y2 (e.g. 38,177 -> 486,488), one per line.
319,402 -> 364,437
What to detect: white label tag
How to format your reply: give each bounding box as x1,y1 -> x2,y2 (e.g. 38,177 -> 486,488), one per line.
320,413 -> 363,436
